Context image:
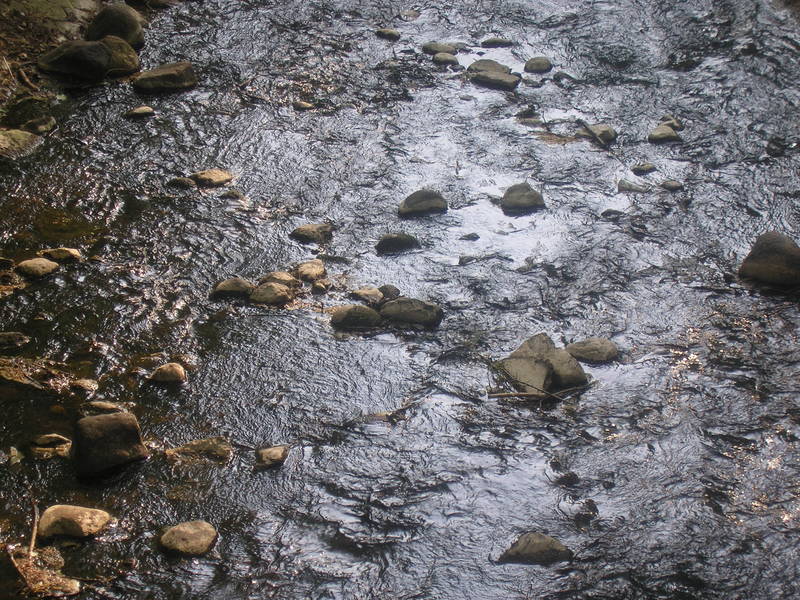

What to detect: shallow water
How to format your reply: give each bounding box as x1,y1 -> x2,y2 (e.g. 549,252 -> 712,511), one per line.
2,0 -> 800,598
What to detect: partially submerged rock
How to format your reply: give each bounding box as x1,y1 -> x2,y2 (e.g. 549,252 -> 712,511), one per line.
250,282 -> 294,305
524,56 -> 553,73
16,257 -> 59,277
398,189 -> 447,217
648,124 -> 681,143
86,4 -> 146,50
73,413 -> 149,477
0,129 -> 42,159
149,362 -> 187,383
738,231 -> 800,287
376,232 -> 420,255
376,28 -> 401,41
30,433 -> 71,460
566,337 -> 619,363
501,182 -> 544,215
422,41 -> 456,55
433,52 -> 459,66
294,259 -> 326,282
8,545 -> 81,597
39,247 -> 82,262
632,163 -> 656,175
470,70 -> 521,91
132,61 -> 197,92
38,505 -> 112,538
617,179 -> 650,193
578,123 -> 617,144
661,180 -> 684,191
481,37 -> 514,48
499,532 -> 572,565
255,445 -> 289,469
211,277 -> 255,298
38,36 -> 139,81
290,223 -> 334,245
125,105 -> 155,118
160,521 -> 217,556
168,176 -> 196,189
501,333 -> 588,394
330,304 -> 381,329
258,271 -> 301,288
190,168 -> 233,187
380,297 -> 443,327
467,59 -> 510,74
165,437 -> 233,463
351,286 -> 384,306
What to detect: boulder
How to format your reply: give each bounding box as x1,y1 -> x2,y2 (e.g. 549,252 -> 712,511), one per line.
499,356 -> 553,395
38,505 -> 111,538
189,168 -> 233,187
566,338 -> 619,363
86,4 -> 145,50
132,61 -> 197,92
378,284 -> 401,300
294,259 -> 326,282
738,231 -> 800,287
160,521 -> 216,556
290,223 -> 334,245
470,70 -> 521,91
149,362 -> 187,383
38,37 -> 139,81
249,282 -> 293,305
501,183 -> 544,215
380,297 -> 443,327
481,37 -> 513,48
376,29 -> 401,41
0,129 -> 42,159
255,445 -> 289,469
73,413 -> 149,477
351,286 -> 384,306
499,532 -> 572,565
125,105 -> 155,118
330,304 -> 381,329
0,332 -> 30,349
100,36 -> 141,76
376,232 -> 420,255
579,123 -> 617,144
258,271 -> 301,288
165,437 -> 232,463
524,56 -> 552,73
16,258 -> 59,277
39,248 -> 82,262
433,52 -> 459,66
211,277 -> 254,298
422,41 -> 456,55
511,333 -> 587,389
648,124 -> 681,143
467,59 -> 511,74
398,189 -> 447,217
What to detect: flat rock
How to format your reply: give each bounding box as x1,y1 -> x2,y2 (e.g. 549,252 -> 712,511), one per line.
190,168 -> 233,187
39,247 -> 82,262
470,70 -> 521,91
524,56 -> 553,73
617,179 -> 650,193
133,61 -> 197,92
165,437 -> 233,463
380,297 -> 443,327
499,532 -> 572,565
467,59 -> 511,74
86,4 -> 146,50
738,231 -> 800,287
0,129 -> 42,159
566,338 -> 619,363
648,124 -> 681,143
149,362 -> 187,383
16,258 -> 59,277
330,304 -> 381,329
160,521 -> 216,556
351,286 -> 384,306
294,259 -> 326,282
255,445 -> 289,469
290,223 -> 334,245
0,332 -> 30,349
481,37 -> 514,48
211,277 -> 254,298
73,413 -> 149,477
376,232 -> 420,254
376,29 -> 401,41
398,189 -> 447,217
250,282 -> 294,305
125,105 -> 155,118
501,182 -> 544,215
39,505 -> 112,538
422,41 -> 456,55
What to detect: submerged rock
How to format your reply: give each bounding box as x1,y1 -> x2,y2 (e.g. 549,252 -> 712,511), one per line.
524,56 -> 553,73
86,4 -> 146,50
376,28 -> 401,41
38,505 -> 112,538
481,37 -> 514,48
0,129 -> 42,159
398,190 -> 447,217
738,231 -> 800,287
501,182 -> 545,215
16,258 -> 59,277
190,168 -> 233,187
294,259 -> 326,282
661,180 -> 684,192
250,282 -> 294,305
380,297 -> 443,327
376,232 -> 420,254
422,41 -> 456,55
211,277 -> 255,298
330,304 -> 381,329
160,521 -> 217,556
499,532 -> 572,565
132,61 -> 197,92
73,413 -> 149,477
470,70 -> 521,91
149,362 -> 187,383
566,337 -> 619,363
168,176 -> 195,189
165,437 -> 233,463
290,223 -> 334,245
255,445 -> 289,469
39,247 -> 82,262
617,179 -> 650,193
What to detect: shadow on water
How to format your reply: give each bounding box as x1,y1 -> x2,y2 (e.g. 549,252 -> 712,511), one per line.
2,0 -> 800,598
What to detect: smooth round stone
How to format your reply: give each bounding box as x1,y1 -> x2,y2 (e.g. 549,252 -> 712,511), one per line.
375,232 -> 420,255
211,277 -> 255,298
481,37 -> 514,48
661,180 -> 684,191
125,105 -> 155,118
160,521 -> 217,556
376,28 -> 400,41
249,282 -> 293,305
292,100 -> 314,111
38,505 -> 112,538
433,52 -> 459,66
467,59 -> 511,74
330,304 -> 381,329
398,189 -> 447,217
16,257 -> 59,277
566,337 -> 619,363
501,183 -> 545,215
149,362 -> 187,383
524,56 -> 553,73
422,41 -> 456,55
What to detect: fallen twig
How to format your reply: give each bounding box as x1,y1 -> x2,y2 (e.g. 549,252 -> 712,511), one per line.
17,67 -> 39,91
28,498 -> 38,558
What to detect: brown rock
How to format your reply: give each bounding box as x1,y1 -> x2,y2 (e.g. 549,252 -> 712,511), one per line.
250,282 -> 293,305
149,362 -> 187,383
255,445 -> 289,469
189,168 -> 233,187
566,338 -> 619,363
330,304 -> 381,329
73,413 -> 149,477
38,505 -> 112,538
738,231 -> 800,287
499,532 -> 572,565
16,258 -> 59,277
290,223 -> 334,245
160,521 -> 216,556
294,259 -> 326,282
132,61 -> 197,92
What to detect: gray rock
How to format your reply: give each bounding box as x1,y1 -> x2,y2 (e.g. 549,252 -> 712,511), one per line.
422,41 -> 456,55
661,180 -> 684,192
376,232 -> 420,254
467,59 -> 511,74
510,333 -> 588,390
566,338 -> 619,363
739,231 -> 800,287
481,37 -> 513,48
149,362 -> 187,383
631,163 -> 656,175
499,532 -> 572,565
376,29 -> 401,41
471,70 -> 521,91
617,179 -> 650,193
73,413 -> 149,477
165,437 -> 233,463
132,61 -> 197,92
398,190 -> 447,217
524,56 -> 553,73
648,124 -> 681,143
212,277 -> 255,298
378,284 -> 401,300
351,286 -> 384,306
433,52 -> 459,66
0,332 -> 30,349
160,521 -> 216,556
0,129 -> 42,159
86,4 -> 146,50
16,258 -> 59,277
255,445 -> 289,469
579,123 -> 617,144
380,297 -> 443,327
250,282 -> 294,305
38,505 -> 112,538
501,182 -> 545,215
290,223 -> 334,245
190,168 -> 233,187
330,304 -> 381,329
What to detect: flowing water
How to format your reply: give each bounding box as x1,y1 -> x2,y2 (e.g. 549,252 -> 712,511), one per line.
2,0 -> 800,598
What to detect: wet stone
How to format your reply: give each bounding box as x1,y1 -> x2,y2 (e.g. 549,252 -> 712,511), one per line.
212,277 -> 255,298
524,56 -> 553,73
661,180 -> 684,191
160,521 -> 217,556
579,123 -> 617,144
351,286 -> 384,306
648,124 -> 681,143
471,70 -> 521,90
290,223 -> 334,245
330,304 -> 381,329
659,114 -> 684,131
632,163 -> 656,175
73,413 -> 149,477
376,28 -> 401,41
509,333 -> 588,390
481,37 -> 514,48
71,378 -> 99,393
38,505 -> 111,539
0,129 -> 42,159
467,59 -> 511,74
16,258 -> 59,277
190,168 -> 233,187
255,445 -> 289,469
38,40 -> 114,81
168,177 -> 196,189
378,284 -> 401,300
738,231 -> 800,287
566,337 -> 619,363
398,189 -> 447,217
422,41 -> 456,55
125,105 -> 155,118
149,362 -> 187,383
0,332 -> 30,349
132,61 -> 197,92
165,437 -> 233,463
86,4 -> 146,50
293,100 -> 314,111
380,297 -> 443,327
249,282 -> 293,305
499,532 -> 572,565
100,36 -> 141,76
258,271 -> 301,288
39,247 -> 82,262
618,179 -> 650,193
501,182 -> 545,215
80,401 -> 128,417
294,259 -> 327,282
311,278 -> 332,294
500,356 -> 553,396
433,52 -> 459,66
1,94 -> 50,129
376,232 -> 420,255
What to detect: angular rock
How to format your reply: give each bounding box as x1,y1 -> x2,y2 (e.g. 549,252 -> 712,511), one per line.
149,362 -> 187,383
294,259 -> 326,282
132,61 -> 197,92
648,124 -> 681,143
482,37 -> 513,48
378,284 -> 401,300
376,232 -> 420,254
125,105 -> 155,118
73,413 -> 149,477
422,41 -> 456,55
0,332 -> 30,349
470,70 -> 521,91
508,333 -> 588,390
398,189 -> 447,217
311,278 -> 332,294
501,182 -> 545,215
165,437 -> 233,463
500,356 -> 553,395
160,521 -> 216,556
351,286 -> 384,306
579,123 -> 617,144
330,304 -> 381,329
376,29 -> 401,41
566,338 -> 619,363
38,40 -> 112,81
211,277 -> 254,298
255,445 -> 289,469
100,36 -> 141,76
738,231 -> 800,287
31,433 -> 71,460
380,297 -> 443,327
16,258 -> 59,277
467,59 -> 511,74
39,248 -> 82,262
250,282 -> 293,305
189,168 -> 233,187
661,180 -> 684,192
524,56 -> 553,73
0,129 -> 42,159
499,532 -> 572,565
290,223 -> 334,245
38,505 -> 112,538
433,52 -> 459,66
86,4 -> 146,50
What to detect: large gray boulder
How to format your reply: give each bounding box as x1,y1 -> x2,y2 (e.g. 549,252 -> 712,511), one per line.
398,190 -> 447,217
86,4 -> 146,50
380,297 -> 443,327
73,413 -> 149,477
499,532 -> 572,565
738,231 -> 800,287
132,61 -> 197,92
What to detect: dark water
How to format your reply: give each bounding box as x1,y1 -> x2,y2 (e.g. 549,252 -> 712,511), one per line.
2,0 -> 800,597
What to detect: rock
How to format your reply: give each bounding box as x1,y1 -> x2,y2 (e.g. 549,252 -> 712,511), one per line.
661,180 -> 684,191
250,282 -> 293,305
738,231 -> 800,287
380,297 -> 443,327
330,304 -> 381,329
165,437 -> 233,463
376,232 -> 420,254
258,271 -> 301,288
16,258 -> 59,277
39,248 -> 82,262
511,333 -> 588,390
617,179 -> 650,193
659,114 -> 684,131
378,284 -> 401,300
566,338 -> 619,363
125,105 -> 155,118
632,163 -> 656,175
292,100 -> 314,111
461,232 -> 480,241
290,223 -> 334,245
467,59 -> 511,74
524,56 -> 553,73
398,189 -> 447,217
149,362 -> 187,383
0,129 -> 42,159
579,123 -> 617,144
376,28 -> 401,41
351,286 -> 384,305
470,70 -> 521,91
80,400 -> 127,416
422,42 -> 456,55
21,117 -> 55,135
189,168 -> 233,187
311,278 -> 332,294
38,40 -> 112,81
168,176 -> 196,189
501,182 -> 545,215
499,532 -> 572,565
70,378 -> 99,393
86,4 -> 145,50
30,434 -> 72,460
433,52 -> 459,66
211,277 -> 255,298
500,356 -> 553,395
294,259 -> 327,282
132,61 -> 197,92
220,188 -> 245,199
0,332 -> 30,349
73,413 -> 149,477
100,36 -> 141,76
481,37 -> 513,48
38,505 -> 111,539
1,94 -> 50,129
255,445 -> 289,469
160,521 -> 217,556
648,124 -> 681,143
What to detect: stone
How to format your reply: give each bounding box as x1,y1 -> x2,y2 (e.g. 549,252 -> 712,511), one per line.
661,180 -> 684,191
168,176 -> 196,189
211,277 -> 255,298
165,437 -> 233,463
351,286 -> 384,305
20,116 -> 56,135
378,284 -> 401,300
501,182 -> 545,215
258,271 -> 301,288
0,129 -> 42,159
524,56 -> 553,73
433,52 -> 459,66
71,378 -> 99,393
290,223 -> 334,245
100,36 -> 141,77
73,413 -> 149,477
16,258 -> 59,277
125,105 -> 155,118
632,163 -> 656,175
189,168 -> 233,187
659,114 -> 684,131
293,100 -> 314,111
38,40 -> 112,81
500,356 -> 553,395
0,332 -> 30,349
250,282 -> 293,305
38,505 -> 112,538
255,445 -> 289,469
380,297 -> 443,327
467,59 -> 511,74
1,94 -> 50,129
86,4 -> 146,50
579,123 -> 617,144
648,124 -> 681,143
617,179 -> 650,193
294,259 -> 326,282
481,37 -> 513,48
470,70 -> 521,91
31,434 -> 72,460
398,189 -> 447,217
376,29 -> 401,41
39,248 -> 82,262
461,232 -> 480,241
376,232 -> 420,255
422,42 -> 456,55
738,231 -> 800,287
330,304 -> 381,329
132,61 -> 197,92
149,362 -> 187,383
312,278 -> 332,294
566,338 -> 619,363
499,532 -> 572,565
160,521 -> 216,556
80,401 -> 127,416
511,333 -> 588,390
